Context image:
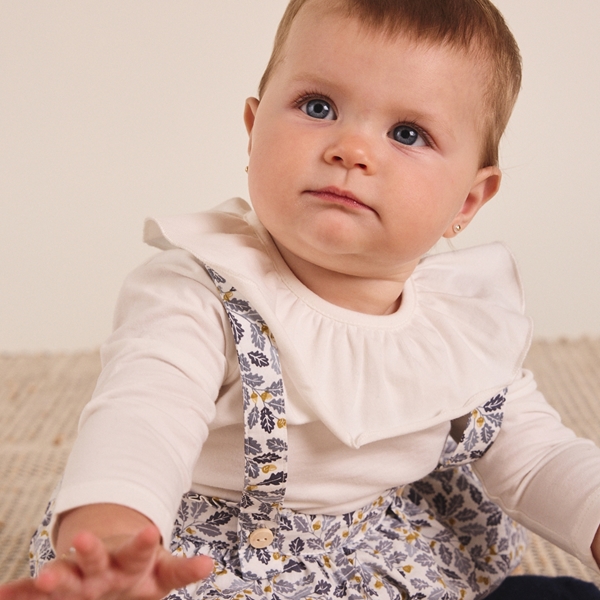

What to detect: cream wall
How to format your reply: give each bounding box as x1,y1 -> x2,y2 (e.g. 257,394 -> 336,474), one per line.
1,1 -> 599,352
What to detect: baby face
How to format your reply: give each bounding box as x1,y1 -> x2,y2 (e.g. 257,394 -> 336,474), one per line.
245,5 -> 500,287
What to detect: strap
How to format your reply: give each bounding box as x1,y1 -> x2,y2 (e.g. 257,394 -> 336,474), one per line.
205,265 -> 289,579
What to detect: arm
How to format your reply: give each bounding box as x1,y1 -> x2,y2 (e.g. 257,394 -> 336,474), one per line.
472,369 -> 600,570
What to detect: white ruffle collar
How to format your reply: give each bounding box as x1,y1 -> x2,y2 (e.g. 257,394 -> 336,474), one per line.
144,198 -> 532,448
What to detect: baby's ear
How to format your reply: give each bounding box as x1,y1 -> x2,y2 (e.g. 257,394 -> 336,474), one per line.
444,166 -> 501,238
244,97 -> 260,154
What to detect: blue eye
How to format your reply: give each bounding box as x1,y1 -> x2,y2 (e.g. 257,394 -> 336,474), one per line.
301,98 -> 336,120
391,124 -> 426,147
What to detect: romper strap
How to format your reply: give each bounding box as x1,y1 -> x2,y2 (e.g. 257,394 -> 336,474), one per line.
205,265 -> 289,579
438,389 -> 507,468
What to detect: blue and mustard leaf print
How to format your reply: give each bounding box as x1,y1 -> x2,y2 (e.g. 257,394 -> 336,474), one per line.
248,350 -> 269,367
248,405 -> 260,428
242,371 -> 265,388
227,313 -> 244,343
260,406 -> 276,433
244,436 -> 262,456
283,559 -> 304,573
250,322 -> 266,351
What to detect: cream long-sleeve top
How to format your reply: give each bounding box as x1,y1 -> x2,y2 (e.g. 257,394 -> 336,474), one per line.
54,198 -> 600,570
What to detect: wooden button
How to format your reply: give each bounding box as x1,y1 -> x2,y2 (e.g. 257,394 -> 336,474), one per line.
248,527 -> 274,549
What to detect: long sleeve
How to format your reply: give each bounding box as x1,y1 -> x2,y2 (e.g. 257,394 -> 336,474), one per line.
472,369 -> 600,570
53,249 -> 230,545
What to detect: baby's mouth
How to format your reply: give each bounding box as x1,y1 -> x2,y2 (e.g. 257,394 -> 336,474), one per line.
308,187 -> 373,211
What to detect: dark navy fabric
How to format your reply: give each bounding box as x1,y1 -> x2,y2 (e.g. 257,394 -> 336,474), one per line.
487,576 -> 600,600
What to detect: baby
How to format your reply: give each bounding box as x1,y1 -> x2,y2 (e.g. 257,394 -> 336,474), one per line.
3,0 -> 600,599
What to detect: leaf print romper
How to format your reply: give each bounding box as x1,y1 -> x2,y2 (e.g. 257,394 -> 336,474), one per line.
30,266 -> 527,600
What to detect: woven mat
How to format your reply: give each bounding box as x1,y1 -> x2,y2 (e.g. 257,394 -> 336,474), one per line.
1,341 -> 600,585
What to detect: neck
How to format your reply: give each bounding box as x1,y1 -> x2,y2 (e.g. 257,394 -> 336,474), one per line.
275,242 -> 415,316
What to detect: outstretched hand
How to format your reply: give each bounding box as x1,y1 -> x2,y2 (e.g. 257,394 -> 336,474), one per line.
0,526 -> 213,600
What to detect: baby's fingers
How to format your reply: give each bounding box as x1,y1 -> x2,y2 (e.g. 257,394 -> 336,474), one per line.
155,554 -> 214,592
0,578 -> 52,600
111,525 -> 162,575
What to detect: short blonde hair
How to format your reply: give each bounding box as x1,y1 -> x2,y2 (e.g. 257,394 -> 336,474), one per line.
258,0 -> 522,167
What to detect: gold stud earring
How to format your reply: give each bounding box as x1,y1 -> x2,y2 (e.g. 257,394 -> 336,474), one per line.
453,223 -> 462,233
245,166 -> 249,173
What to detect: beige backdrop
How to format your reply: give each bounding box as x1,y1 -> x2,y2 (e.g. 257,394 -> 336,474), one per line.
1,1 -> 599,351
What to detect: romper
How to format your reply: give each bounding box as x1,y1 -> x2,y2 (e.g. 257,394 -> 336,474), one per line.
30,266 -> 527,600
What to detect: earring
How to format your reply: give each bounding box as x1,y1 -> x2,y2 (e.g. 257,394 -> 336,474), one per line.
453,223 -> 462,233
245,165 -> 249,173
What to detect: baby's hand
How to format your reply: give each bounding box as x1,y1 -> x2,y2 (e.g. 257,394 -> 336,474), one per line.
0,526 -> 213,600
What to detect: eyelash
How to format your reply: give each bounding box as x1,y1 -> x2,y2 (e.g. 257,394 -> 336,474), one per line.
391,120 -> 433,148
294,90 -> 336,112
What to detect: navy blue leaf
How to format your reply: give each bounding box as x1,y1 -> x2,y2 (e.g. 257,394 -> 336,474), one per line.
315,581 -> 332,595
483,394 -> 505,412
256,547 -> 270,565
260,406 -> 275,433
486,511 -> 503,527
206,511 -> 232,526
289,537 -> 305,554
254,452 -> 281,464
432,493 -> 447,516
248,351 -> 269,367
228,313 -> 244,344
283,559 -> 304,573
260,471 -> 288,486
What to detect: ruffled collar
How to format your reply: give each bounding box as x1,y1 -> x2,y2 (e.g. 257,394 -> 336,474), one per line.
144,198 -> 532,448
